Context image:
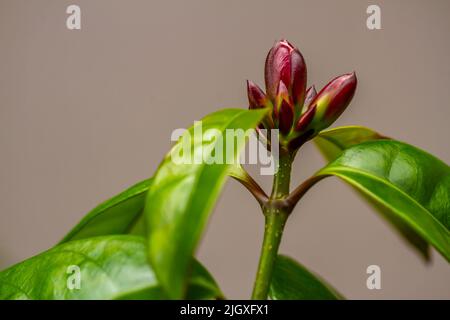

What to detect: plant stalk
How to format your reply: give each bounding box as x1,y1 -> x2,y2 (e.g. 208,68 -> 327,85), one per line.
251,151 -> 292,300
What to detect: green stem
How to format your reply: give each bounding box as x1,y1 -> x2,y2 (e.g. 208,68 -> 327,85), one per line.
251,151 -> 292,300
251,208 -> 288,299
270,151 -> 292,199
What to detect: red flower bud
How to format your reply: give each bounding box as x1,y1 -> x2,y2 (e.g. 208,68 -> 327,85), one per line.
275,81 -> 294,135
290,48 -> 307,107
265,40 -> 307,108
248,40 -> 356,149
247,80 -> 266,109
295,104 -> 316,132
308,72 -> 357,132
303,85 -> 317,110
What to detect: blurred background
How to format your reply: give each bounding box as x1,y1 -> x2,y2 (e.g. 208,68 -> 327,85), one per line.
0,0 -> 449,299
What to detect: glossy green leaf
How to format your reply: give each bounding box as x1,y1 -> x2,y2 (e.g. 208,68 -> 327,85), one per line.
315,126 -> 431,260
315,126 -> 388,160
0,235 -> 222,300
60,179 -> 153,244
269,255 -> 343,300
145,108 -> 267,299
316,140 -> 450,261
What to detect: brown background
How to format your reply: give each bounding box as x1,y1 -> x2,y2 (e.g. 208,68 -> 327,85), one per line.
1,0 -> 449,299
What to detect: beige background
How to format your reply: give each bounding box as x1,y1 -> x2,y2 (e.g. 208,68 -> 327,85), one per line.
1,0 -> 449,299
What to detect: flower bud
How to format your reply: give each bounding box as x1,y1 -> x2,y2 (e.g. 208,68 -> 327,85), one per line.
247,40 -> 356,151
275,81 -> 294,135
303,85 -> 317,110
295,104 -> 316,132
265,40 -> 307,108
247,80 -> 275,130
298,72 -> 357,134
247,80 -> 266,109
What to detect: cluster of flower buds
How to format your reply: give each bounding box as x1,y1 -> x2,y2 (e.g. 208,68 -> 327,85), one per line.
247,39 -> 357,150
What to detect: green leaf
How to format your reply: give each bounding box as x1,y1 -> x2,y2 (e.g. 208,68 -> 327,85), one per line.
269,255 -> 343,300
60,179 -> 153,244
145,108 -> 268,299
0,235 -> 222,300
315,126 -> 431,260
316,140 -> 450,261
315,125 -> 388,161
